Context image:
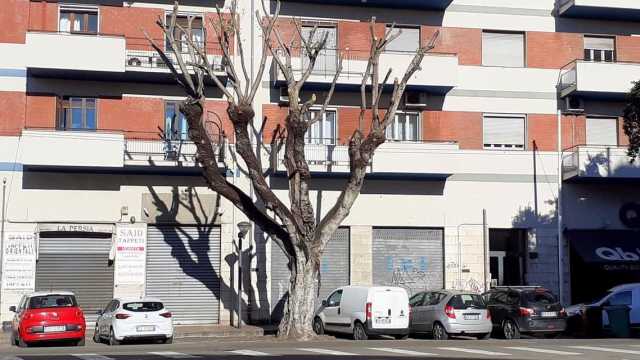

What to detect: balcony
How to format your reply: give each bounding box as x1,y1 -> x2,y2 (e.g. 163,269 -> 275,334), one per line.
557,0 -> 640,21
562,145 -> 640,181
280,0 -> 452,10
559,60 -> 640,99
25,31 -> 125,75
274,50 -> 459,93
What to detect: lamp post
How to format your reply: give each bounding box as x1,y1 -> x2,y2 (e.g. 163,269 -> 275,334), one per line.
1,178 -> 6,285
236,221 -> 251,328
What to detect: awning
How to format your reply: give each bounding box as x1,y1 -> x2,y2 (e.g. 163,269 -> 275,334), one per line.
567,230 -> 640,271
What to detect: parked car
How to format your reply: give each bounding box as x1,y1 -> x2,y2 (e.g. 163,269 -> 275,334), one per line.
94,298 -> 173,345
313,286 -> 410,340
566,282 -> 640,334
409,290 -> 492,340
10,291 -> 86,347
483,286 -> 566,339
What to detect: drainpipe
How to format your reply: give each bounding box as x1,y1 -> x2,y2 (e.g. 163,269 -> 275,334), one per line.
557,109 -> 565,305
1,178 -> 6,287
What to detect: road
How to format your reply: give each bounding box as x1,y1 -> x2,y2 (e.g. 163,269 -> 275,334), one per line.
2,337 -> 640,360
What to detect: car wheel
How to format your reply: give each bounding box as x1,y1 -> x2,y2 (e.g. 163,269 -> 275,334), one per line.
76,338 -> 85,346
502,319 -> 520,340
17,335 -> 28,348
432,322 -> 449,340
10,332 -> 17,346
476,333 -> 491,340
353,322 -> 368,341
109,328 -> 120,346
313,317 -> 325,336
93,326 -> 101,343
394,334 -> 409,340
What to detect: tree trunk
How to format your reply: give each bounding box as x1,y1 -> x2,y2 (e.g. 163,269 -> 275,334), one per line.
278,256 -> 319,339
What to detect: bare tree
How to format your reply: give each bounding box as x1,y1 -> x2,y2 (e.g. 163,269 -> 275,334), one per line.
145,0 -> 437,339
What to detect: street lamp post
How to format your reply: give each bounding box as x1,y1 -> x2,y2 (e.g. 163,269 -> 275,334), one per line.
236,221 -> 251,328
1,178 -> 6,287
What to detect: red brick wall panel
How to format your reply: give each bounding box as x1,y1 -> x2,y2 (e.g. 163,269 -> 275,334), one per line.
616,36 -> 640,63
423,111 -> 483,149
28,1 -> 58,32
0,92 -> 26,135
262,104 -> 288,142
527,32 -> 583,69
25,94 -> 56,129
421,26 -> 481,66
204,100 -> 234,142
561,115 -> 586,150
98,97 -> 164,139
528,114 -> 557,151
618,116 -> 629,146
0,0 -> 29,43
100,6 -> 163,49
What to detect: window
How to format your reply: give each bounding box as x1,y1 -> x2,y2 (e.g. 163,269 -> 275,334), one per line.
59,8 -> 98,34
28,295 -> 77,309
586,117 -> 618,146
448,294 -> 487,310
524,291 -> 557,306
482,31 -> 525,67
584,36 -> 615,62
409,293 -> 426,307
123,302 -> 164,312
386,112 -> 420,142
57,97 -> 97,130
386,25 -> 420,53
165,101 -> 189,141
608,291 -> 632,306
483,114 -> 526,150
327,290 -> 342,307
166,15 -> 205,53
301,24 -> 337,74
305,109 -> 337,145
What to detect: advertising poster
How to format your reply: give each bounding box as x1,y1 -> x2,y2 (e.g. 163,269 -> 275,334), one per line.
1,232 -> 36,291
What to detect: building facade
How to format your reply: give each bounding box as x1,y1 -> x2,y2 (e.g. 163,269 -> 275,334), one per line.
2,0 -> 640,326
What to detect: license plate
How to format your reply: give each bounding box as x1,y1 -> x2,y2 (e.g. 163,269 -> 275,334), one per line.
464,314 -> 480,320
541,312 -> 557,317
44,325 -> 66,333
375,317 -> 391,324
136,325 -> 155,332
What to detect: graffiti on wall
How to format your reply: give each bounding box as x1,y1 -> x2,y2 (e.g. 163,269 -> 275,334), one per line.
383,256 -> 442,295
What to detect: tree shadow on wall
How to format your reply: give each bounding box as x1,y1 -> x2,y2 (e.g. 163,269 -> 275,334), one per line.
146,186 -> 271,327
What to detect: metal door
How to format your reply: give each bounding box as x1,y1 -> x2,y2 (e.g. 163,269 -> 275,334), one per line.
146,225 -> 221,324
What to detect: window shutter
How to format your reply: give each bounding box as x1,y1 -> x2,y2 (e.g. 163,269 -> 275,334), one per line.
386,26 -> 420,52
586,117 -> 618,146
483,115 -> 525,149
584,36 -> 614,50
482,31 -> 525,67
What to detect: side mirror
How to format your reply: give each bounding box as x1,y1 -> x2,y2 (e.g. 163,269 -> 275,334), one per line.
9,306 -> 16,313
96,310 -> 103,315
321,300 -> 328,307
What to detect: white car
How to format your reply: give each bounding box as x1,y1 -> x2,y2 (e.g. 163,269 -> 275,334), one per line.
313,286 -> 410,340
94,298 -> 173,345
566,283 -> 640,328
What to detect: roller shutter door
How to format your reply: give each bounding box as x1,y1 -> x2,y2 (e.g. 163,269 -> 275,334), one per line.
373,228 -> 444,296
270,227 -> 349,323
146,225 -> 221,324
36,233 -> 114,325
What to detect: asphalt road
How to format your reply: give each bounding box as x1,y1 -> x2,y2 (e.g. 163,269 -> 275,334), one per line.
2,336 -> 640,360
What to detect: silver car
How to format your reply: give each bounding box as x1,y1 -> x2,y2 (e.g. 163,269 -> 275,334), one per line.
409,290 -> 493,340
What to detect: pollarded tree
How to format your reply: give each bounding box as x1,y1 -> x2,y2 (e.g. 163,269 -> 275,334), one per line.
624,81 -> 640,160
145,0 -> 437,339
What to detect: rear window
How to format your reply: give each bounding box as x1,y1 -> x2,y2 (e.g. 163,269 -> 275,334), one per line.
123,302 -> 164,312
29,295 -> 77,309
525,291 -> 557,305
448,294 -> 486,310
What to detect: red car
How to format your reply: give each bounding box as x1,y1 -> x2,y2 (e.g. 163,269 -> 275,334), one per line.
10,291 -> 86,347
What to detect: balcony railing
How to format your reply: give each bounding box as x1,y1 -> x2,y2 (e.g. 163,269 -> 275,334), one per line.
562,145 -> 640,181
558,59 -> 640,98
125,37 -> 225,73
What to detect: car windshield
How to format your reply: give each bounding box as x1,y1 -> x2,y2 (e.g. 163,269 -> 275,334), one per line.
123,302 -> 164,312
584,291 -> 612,305
525,290 -> 557,305
448,294 -> 486,310
29,295 -> 77,309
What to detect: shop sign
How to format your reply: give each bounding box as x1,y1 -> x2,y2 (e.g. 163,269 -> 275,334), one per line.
1,232 -> 36,290
113,224 -> 147,286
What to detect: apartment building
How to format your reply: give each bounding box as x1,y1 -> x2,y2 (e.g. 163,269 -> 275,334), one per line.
1,0 -> 640,326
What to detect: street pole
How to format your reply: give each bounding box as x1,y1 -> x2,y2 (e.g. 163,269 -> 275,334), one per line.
482,209 -> 489,292
237,233 -> 243,329
557,109 -> 564,305
1,178 -> 6,279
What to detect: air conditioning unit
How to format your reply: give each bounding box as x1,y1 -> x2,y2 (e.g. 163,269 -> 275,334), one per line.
404,91 -> 427,109
127,57 -> 142,67
565,96 -> 584,114
278,87 -> 289,105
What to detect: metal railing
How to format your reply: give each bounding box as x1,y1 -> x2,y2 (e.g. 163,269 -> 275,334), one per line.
561,144 -> 636,178
125,37 -> 225,72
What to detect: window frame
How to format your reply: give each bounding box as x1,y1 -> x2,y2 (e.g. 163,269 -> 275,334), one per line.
305,108 -> 338,145
481,30 -> 526,68
384,24 -> 421,53
59,6 -> 99,34
585,116 -> 619,146
386,111 -> 421,142
165,13 -> 206,53
57,97 -> 97,131
327,289 -> 343,307
301,22 -> 338,74
482,113 -> 527,151
583,35 -> 616,63
164,100 -> 190,141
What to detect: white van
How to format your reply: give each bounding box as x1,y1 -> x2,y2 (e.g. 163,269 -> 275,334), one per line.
567,282 -> 640,328
313,286 -> 410,340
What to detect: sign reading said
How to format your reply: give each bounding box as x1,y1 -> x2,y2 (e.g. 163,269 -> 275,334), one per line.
2,232 -> 36,290
114,224 -> 147,286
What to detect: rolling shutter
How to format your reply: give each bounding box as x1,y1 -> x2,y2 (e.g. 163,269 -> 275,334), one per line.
146,225 -> 221,324
586,117 -> 618,146
372,228 -> 444,296
483,114 -> 525,149
482,31 -> 525,67
386,26 -> 420,52
36,233 -> 114,325
270,227 -> 350,323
